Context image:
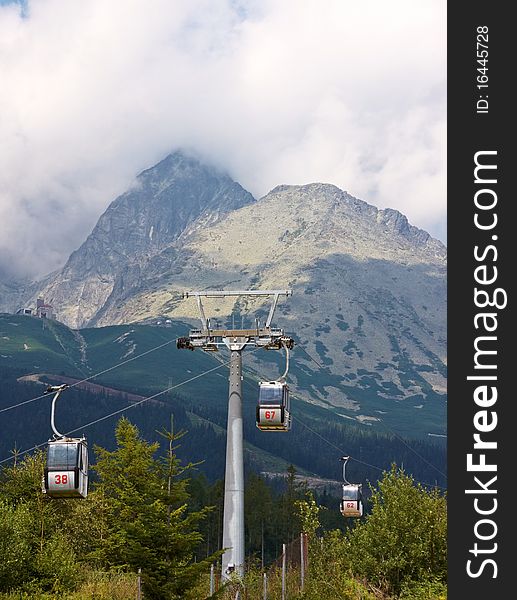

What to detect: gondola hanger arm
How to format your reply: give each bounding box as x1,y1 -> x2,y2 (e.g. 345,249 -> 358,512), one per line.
279,342 -> 290,382
340,455 -> 351,485
45,384 -> 68,438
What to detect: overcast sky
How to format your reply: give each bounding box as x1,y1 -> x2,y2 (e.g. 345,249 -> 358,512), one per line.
0,0 -> 446,280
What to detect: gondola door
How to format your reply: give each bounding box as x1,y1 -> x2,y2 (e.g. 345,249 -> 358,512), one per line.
42,385 -> 89,499
256,381 -> 291,431
44,438 -> 88,499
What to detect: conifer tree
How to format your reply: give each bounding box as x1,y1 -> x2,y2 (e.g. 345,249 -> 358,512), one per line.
244,473 -> 274,565
92,417 -> 220,600
346,465 -> 447,594
0,451 -> 80,594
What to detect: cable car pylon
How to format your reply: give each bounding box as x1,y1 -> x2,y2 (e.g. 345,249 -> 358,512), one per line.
42,384 -> 89,499
177,290 -> 294,581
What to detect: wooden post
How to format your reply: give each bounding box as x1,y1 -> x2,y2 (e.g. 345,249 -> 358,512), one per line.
210,563 -> 215,596
263,572 -> 267,600
137,568 -> 142,600
300,532 -> 305,591
281,543 -> 286,600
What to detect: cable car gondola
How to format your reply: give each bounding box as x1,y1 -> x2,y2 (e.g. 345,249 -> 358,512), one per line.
339,456 -> 363,518
256,380 -> 291,431
42,385 -> 89,499
256,340 -> 292,432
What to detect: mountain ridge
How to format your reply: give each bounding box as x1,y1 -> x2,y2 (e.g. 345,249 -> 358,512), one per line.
24,151 -> 255,328
5,151 -> 446,434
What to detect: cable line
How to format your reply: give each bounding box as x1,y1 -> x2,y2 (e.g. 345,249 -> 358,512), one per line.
375,418 -> 447,480
220,345 -> 447,489
0,359 -> 230,465
287,338 -> 447,482
0,336 -> 177,414
290,414 -> 382,474
235,350 -> 447,489
1,324 -> 447,486
238,360 -> 370,467
296,343 -> 327,371
292,413 -> 447,491
66,361 -> 230,436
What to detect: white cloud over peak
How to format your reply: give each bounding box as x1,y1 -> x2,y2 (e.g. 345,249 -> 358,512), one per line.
0,0 -> 446,279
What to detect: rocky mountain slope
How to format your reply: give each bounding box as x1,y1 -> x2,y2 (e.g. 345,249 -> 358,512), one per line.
26,151 -> 254,328
0,277 -> 30,315
0,314 -> 446,483
24,151 -> 447,433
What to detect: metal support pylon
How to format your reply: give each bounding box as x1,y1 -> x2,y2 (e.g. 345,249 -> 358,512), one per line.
222,349 -> 245,578
176,290 -> 294,583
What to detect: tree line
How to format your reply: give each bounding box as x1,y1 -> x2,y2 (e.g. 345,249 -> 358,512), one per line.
0,415 -> 447,599
0,369 -> 447,490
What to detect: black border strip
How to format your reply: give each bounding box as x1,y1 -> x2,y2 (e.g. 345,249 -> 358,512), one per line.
448,3 -> 513,596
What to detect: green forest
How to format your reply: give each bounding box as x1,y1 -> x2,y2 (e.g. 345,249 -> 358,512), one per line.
0,369 -> 447,490
0,330 -> 447,599
0,417 -> 447,600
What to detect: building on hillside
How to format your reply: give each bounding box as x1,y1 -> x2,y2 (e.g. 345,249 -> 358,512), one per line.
35,298 -> 55,319
16,298 -> 56,320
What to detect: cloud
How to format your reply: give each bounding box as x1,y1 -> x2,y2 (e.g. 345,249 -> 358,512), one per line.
0,0 -> 446,279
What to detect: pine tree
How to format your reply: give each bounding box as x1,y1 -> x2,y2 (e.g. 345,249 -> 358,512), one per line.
276,464 -> 304,546
92,417 -> 220,600
244,473 -> 274,566
0,451 -> 80,594
346,465 -> 447,595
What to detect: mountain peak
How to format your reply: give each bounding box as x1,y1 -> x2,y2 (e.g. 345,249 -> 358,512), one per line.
16,154 -> 446,434
82,149 -> 255,258
264,182 -> 444,257
28,151 -> 255,328
138,150 -> 231,186
25,152 -> 445,334
376,208 -> 445,256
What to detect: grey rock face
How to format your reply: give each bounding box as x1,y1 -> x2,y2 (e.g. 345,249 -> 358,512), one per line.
0,279 -> 27,314
26,155 -> 446,432
29,151 -> 255,328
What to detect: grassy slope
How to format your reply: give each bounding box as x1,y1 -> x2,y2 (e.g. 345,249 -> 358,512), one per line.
0,313 -> 446,440
0,314 -> 84,376
0,314 -> 316,477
